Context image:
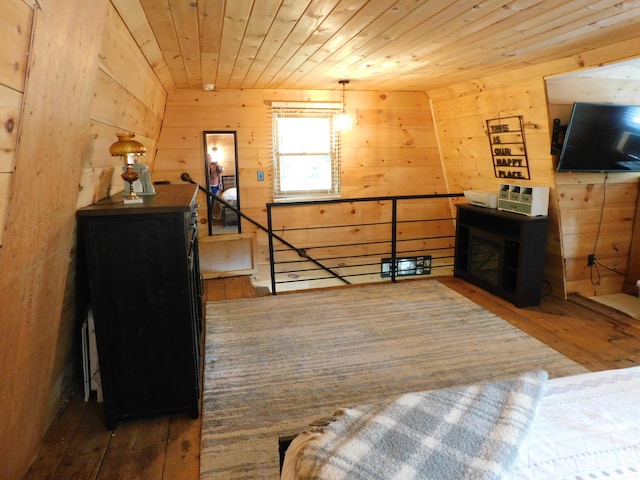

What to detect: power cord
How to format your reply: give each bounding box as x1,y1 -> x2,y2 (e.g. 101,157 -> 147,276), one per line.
588,173 -> 625,285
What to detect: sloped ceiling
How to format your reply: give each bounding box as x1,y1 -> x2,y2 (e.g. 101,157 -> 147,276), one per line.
114,0 -> 640,92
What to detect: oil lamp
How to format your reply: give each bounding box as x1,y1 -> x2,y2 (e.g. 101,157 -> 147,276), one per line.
109,132 -> 147,204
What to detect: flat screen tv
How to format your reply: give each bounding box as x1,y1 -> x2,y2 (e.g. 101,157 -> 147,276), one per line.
557,102 -> 640,172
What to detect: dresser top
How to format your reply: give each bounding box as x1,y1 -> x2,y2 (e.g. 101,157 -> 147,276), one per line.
77,184 -> 198,217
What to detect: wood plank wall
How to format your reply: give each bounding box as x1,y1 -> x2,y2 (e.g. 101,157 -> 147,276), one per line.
77,3 -> 166,207
0,2 -> 111,479
0,0 -> 31,247
154,89 -> 449,282
428,38 -> 640,299
546,76 -> 640,297
429,76 -> 565,296
0,2 -> 167,479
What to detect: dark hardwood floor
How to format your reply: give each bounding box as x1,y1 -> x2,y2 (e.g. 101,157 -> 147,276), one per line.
23,276 -> 640,480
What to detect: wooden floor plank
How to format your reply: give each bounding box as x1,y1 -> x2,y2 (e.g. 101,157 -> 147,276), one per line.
96,416 -> 170,480
49,400 -> 112,480
439,277 -> 640,370
440,279 -> 621,370
222,275 -> 256,299
205,278 -> 227,302
163,414 -> 200,480
516,308 -> 628,357
22,393 -> 91,480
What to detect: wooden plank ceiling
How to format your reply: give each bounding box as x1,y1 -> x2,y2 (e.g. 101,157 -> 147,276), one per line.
116,0 -> 640,92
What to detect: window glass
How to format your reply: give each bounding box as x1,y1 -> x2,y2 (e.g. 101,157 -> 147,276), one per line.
278,117 -> 331,153
272,106 -> 341,200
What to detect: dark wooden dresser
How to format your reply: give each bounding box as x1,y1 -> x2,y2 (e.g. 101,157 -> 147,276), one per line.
77,184 -> 203,429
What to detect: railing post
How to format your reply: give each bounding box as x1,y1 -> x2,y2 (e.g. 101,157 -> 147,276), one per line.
391,198 -> 397,282
267,203 -> 277,294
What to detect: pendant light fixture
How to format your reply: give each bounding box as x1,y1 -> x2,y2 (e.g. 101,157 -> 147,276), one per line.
336,79 -> 353,131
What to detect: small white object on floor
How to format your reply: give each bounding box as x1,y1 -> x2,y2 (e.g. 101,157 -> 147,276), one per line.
589,292 -> 640,320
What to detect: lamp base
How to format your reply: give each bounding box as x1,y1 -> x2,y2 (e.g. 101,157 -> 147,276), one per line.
121,164 -> 142,205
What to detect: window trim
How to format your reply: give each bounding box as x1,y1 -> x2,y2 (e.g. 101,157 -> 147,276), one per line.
271,102 -> 343,201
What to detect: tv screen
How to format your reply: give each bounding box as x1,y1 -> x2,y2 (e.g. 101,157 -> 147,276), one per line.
557,102 -> 640,172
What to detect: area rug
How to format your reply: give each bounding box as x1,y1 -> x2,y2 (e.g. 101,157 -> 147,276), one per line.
199,280 -> 587,479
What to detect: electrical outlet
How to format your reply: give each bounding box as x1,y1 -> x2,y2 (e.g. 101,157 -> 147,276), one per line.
257,170 -> 264,181
587,254 -> 595,266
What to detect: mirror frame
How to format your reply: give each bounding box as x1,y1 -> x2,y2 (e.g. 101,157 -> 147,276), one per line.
203,130 -> 240,236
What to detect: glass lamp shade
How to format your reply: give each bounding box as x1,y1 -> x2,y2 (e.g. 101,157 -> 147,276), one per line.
336,110 -> 353,131
109,132 -> 146,162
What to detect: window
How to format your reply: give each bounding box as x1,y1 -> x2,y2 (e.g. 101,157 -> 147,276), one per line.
272,102 -> 342,200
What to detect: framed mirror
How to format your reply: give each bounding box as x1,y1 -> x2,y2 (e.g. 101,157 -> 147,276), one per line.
203,131 -> 240,236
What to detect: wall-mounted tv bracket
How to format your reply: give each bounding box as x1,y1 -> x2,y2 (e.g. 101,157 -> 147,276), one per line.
550,119 -> 567,155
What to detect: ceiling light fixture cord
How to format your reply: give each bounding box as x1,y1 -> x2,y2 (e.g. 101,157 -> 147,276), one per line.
337,79 -> 352,130
339,79 -> 349,112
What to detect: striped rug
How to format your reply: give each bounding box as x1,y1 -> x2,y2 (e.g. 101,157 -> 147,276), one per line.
199,280 -> 586,479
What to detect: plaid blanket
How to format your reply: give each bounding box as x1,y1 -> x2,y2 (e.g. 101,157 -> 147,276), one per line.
283,371 -> 548,480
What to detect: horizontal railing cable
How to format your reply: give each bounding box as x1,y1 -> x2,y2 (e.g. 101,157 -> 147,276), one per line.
182,173 -> 463,294
268,193 -> 464,293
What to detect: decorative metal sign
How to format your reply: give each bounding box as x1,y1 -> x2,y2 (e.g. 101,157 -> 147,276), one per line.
486,115 -> 530,180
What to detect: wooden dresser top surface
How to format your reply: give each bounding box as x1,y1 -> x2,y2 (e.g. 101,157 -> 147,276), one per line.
77,184 -> 198,217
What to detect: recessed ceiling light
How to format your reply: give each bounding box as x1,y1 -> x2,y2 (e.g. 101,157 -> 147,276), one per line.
203,83 -> 215,91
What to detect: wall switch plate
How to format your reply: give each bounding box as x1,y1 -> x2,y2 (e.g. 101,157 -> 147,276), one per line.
257,170 -> 264,181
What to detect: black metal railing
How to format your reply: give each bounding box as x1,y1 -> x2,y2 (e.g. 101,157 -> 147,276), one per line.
266,193 -> 464,294
181,173 -> 464,296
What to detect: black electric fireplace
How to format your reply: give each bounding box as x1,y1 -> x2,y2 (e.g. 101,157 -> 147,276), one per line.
469,236 -> 501,287
454,204 -> 548,307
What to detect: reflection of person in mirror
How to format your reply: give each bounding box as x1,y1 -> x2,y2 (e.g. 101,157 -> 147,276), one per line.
209,155 -> 224,195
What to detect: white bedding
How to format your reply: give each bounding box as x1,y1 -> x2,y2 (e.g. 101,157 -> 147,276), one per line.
508,365 -> 640,480
282,366 -> 640,480
221,187 -> 237,200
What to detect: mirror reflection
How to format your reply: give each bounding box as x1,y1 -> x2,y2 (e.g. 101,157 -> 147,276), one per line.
203,131 -> 240,236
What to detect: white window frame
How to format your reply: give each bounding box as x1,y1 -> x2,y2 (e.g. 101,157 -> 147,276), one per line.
272,102 -> 342,201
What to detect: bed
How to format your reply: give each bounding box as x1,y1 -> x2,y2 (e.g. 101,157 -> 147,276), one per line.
220,187 -> 238,226
281,365 -> 640,480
